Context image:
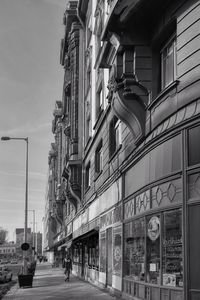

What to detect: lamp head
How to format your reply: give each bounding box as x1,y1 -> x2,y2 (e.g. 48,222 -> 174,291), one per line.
1,136 -> 11,141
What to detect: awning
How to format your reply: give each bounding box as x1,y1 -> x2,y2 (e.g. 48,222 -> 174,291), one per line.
73,228 -> 99,242
61,240 -> 72,249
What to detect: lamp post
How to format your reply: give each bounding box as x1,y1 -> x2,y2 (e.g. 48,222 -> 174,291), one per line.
28,210 -> 35,258
1,136 -> 29,273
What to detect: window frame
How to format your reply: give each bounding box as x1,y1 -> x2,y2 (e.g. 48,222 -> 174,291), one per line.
123,208 -> 183,287
95,140 -> 103,175
109,116 -> 122,159
160,35 -> 177,90
85,162 -> 91,190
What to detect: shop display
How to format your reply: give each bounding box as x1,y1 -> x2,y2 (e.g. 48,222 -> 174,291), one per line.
124,218 -> 145,281
162,210 -> 183,287
124,209 -> 183,287
147,215 -> 160,284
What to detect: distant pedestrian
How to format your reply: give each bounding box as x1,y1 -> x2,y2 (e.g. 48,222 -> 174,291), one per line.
63,254 -> 72,282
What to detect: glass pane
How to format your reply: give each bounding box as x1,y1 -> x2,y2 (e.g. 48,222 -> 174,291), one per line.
161,38 -> 175,89
99,232 -> 106,272
146,215 -> 161,284
162,209 -> 183,287
165,53 -> 174,87
188,125 -> 200,166
124,218 -> 145,281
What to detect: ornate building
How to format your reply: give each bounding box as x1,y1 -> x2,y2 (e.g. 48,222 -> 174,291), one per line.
44,0 -> 200,299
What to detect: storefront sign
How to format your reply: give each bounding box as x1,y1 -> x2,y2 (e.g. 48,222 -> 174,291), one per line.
147,216 -> 160,241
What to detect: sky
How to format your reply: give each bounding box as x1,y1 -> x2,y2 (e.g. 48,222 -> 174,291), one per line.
0,0 -> 68,242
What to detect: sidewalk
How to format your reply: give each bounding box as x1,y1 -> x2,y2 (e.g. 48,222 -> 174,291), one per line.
3,263 -> 120,300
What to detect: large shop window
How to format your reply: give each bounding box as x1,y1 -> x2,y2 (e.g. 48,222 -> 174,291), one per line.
124,218 -> 145,281
147,215 -> 160,284
188,125 -> 200,166
124,209 -> 182,287
162,210 -> 183,287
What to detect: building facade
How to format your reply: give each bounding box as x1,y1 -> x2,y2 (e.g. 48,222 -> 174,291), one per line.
0,242 -> 16,259
44,0 -> 200,299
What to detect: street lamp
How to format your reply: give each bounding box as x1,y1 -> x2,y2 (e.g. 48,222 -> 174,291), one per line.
1,136 -> 29,273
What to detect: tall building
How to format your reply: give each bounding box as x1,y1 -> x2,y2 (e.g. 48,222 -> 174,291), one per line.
44,0 -> 200,299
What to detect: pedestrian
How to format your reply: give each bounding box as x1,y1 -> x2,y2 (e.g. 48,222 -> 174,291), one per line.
63,253 -> 72,282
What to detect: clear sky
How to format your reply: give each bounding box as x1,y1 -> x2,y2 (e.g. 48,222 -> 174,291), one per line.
0,0 -> 67,241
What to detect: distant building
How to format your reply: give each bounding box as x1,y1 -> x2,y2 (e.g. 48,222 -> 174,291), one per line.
0,242 -> 16,258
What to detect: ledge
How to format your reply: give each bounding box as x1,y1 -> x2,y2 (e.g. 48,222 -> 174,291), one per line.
94,170 -> 103,182
148,80 -> 179,110
84,186 -> 91,194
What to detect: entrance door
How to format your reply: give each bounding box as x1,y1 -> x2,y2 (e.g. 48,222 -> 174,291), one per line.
106,227 -> 112,286
188,204 -> 200,300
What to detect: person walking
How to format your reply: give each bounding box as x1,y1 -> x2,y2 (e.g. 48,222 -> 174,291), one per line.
63,253 -> 72,282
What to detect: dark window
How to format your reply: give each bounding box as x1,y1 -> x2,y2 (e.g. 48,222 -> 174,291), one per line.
85,162 -> 91,189
95,140 -> 103,174
109,116 -> 121,157
96,85 -> 103,119
188,125 -> 200,166
161,36 -> 176,90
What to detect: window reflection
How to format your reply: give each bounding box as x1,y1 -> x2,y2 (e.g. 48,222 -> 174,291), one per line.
162,210 -> 183,287
123,209 -> 183,287
188,125 -> 200,166
124,218 -> 145,281
146,215 -> 161,284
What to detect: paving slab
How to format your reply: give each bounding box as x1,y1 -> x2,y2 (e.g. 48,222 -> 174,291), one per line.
3,263 -> 120,300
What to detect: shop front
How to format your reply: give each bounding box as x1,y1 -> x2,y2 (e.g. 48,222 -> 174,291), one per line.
72,211 -> 100,285
72,228 -> 99,283
122,133 -> 183,300
122,122 -> 200,300
99,204 -> 122,296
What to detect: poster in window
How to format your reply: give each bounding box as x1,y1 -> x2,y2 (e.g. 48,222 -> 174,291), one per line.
147,216 -> 160,241
113,226 -> 122,276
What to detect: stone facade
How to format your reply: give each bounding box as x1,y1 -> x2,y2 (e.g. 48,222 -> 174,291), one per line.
44,0 -> 200,299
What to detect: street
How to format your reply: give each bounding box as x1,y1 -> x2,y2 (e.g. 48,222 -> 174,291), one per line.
3,263 -> 120,300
